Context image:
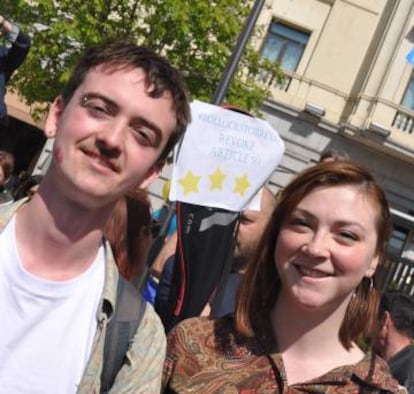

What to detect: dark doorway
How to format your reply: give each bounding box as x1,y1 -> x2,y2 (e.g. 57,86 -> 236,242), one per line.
0,115 -> 45,176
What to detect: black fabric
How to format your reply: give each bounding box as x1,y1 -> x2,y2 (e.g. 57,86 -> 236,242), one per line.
210,273 -> 242,318
165,202 -> 238,331
388,344 -> 414,393
155,255 -> 176,327
0,30 -> 31,119
100,276 -> 146,393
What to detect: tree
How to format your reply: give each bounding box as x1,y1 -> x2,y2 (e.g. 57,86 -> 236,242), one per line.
3,0 -> 282,119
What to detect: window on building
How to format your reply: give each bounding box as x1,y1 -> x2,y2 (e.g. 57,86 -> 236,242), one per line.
388,224 -> 409,257
401,72 -> 414,110
261,22 -> 310,72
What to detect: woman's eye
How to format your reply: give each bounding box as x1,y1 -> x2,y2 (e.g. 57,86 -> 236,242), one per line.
338,231 -> 358,242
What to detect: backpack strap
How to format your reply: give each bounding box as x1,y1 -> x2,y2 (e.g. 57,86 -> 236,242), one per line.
100,276 -> 146,393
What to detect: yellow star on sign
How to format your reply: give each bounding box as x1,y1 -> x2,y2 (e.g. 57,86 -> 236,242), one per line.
209,167 -> 227,191
233,174 -> 250,196
178,170 -> 202,195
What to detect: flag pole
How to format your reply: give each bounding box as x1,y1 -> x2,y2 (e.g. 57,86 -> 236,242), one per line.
211,0 -> 266,105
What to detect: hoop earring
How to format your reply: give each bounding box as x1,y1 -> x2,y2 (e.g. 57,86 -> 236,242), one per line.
363,276 -> 374,292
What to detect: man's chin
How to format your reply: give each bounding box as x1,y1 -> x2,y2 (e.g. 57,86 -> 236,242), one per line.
231,255 -> 247,273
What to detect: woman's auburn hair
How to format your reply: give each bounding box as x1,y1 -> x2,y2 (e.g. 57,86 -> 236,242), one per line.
235,160 -> 392,349
105,188 -> 152,281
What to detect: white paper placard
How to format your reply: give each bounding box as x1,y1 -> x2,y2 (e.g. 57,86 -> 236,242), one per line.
169,100 -> 285,211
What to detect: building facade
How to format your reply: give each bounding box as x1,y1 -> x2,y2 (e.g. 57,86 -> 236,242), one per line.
148,0 -> 414,292
255,0 -> 414,291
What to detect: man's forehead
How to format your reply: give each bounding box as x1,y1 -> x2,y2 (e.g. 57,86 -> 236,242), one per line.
242,209 -> 263,220
82,65 -> 147,86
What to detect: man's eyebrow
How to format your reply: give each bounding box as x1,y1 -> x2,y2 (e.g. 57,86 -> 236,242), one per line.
81,92 -> 119,111
82,92 -> 164,142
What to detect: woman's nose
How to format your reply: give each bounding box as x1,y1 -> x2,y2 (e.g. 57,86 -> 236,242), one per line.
302,232 -> 329,258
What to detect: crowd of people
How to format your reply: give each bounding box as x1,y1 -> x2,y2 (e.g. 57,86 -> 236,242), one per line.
0,11 -> 412,394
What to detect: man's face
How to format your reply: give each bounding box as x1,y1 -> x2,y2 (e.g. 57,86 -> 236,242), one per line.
234,188 -> 276,267
372,311 -> 389,358
45,66 -> 177,208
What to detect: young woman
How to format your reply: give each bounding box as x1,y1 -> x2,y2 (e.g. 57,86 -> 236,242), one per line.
162,161 -> 403,393
105,188 -> 153,282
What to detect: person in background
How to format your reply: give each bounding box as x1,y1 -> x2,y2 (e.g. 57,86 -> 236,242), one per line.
155,186 -> 278,325
0,150 -> 14,205
105,188 -> 153,283
374,290 -> 414,393
0,14 -> 31,126
163,160 -> 403,393
319,148 -> 349,163
142,179 -> 177,303
208,186 -> 278,317
104,189 -> 153,283
0,41 -> 190,393
12,173 -> 43,200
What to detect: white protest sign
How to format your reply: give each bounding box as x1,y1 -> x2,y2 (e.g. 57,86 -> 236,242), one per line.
169,100 -> 285,211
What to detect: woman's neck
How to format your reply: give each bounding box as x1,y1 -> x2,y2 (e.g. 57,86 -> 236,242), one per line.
271,291 -> 364,385
272,291 -> 349,352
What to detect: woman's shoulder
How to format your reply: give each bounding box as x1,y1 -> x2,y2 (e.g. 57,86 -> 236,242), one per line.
350,352 -> 405,393
168,314 -> 236,343
167,314 -> 266,359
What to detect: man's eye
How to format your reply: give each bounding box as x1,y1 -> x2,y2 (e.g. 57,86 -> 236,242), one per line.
82,98 -> 109,117
239,213 -> 253,224
130,127 -> 154,146
89,105 -> 107,115
290,217 -> 309,227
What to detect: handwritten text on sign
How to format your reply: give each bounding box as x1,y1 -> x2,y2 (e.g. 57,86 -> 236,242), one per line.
170,100 -> 285,211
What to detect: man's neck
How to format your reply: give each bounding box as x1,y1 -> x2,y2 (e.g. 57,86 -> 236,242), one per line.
14,188 -> 112,281
385,333 -> 412,361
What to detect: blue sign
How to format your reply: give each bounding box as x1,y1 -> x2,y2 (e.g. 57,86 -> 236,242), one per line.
406,48 -> 414,65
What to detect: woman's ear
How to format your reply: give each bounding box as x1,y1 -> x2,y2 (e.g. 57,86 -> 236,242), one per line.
365,254 -> 380,278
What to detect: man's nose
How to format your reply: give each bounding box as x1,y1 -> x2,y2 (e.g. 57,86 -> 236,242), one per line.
95,121 -> 126,155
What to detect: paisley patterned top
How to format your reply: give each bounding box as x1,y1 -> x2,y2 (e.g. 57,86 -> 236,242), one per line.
163,315 -> 403,393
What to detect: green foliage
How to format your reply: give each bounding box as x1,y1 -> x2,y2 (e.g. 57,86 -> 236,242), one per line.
4,0 -> 283,119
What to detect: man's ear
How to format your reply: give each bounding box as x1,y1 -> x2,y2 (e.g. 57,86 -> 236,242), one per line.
365,254 -> 380,278
384,311 -> 392,327
44,96 -> 64,138
138,160 -> 164,189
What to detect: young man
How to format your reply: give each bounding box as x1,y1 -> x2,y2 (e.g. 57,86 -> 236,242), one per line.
374,290 -> 414,393
0,42 -> 190,393
0,14 -> 31,125
232,186 -> 278,274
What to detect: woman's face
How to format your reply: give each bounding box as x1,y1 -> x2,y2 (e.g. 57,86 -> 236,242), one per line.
274,184 -> 379,311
